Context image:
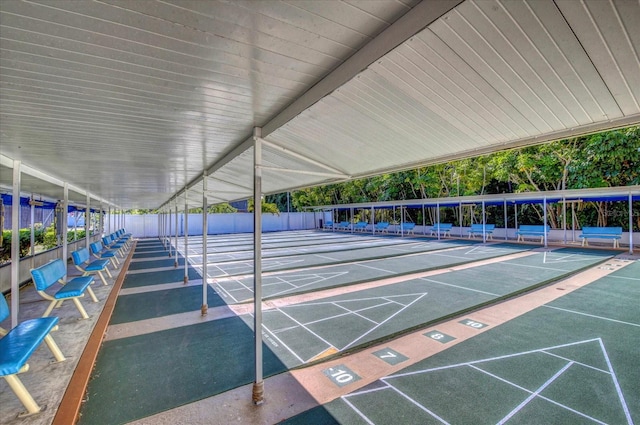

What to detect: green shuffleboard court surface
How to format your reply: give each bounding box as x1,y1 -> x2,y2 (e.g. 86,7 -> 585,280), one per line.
128,257 -> 186,270
218,243 -> 531,303
204,239 -> 480,278
79,317 -> 288,425
110,285 -> 225,324
243,248 -> 616,369
122,267 -> 202,288
133,250 -> 173,259
285,260 -> 638,424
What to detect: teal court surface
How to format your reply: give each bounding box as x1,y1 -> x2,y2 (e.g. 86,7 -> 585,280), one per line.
3,230 -> 637,425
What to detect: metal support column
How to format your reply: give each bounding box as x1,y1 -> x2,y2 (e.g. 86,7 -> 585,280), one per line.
252,129 -> 264,405
482,200 -> 486,243
202,174 -> 209,315
62,184 -> 69,280
10,160 -> 21,328
543,197 -> 548,248
184,191 -> 189,283
30,198 -> 35,270
629,193 -> 634,255
503,199 -> 508,241
436,203 -> 440,241
85,194 -> 90,250
174,202 -> 178,268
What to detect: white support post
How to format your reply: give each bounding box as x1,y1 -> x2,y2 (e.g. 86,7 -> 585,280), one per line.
184,190 -> 189,284
252,128 -> 264,405
629,193 -> 634,255
202,173 -> 208,315
168,209 -> 172,258
74,210 -> 78,241
174,202 -> 178,268
562,196 -> 567,245
10,160 -> 21,328
422,204 -> 426,235
62,183 -> 69,281
86,193 -> 91,251
503,200 -> 508,241
436,202 -> 440,241
30,197 -> 35,270
482,200 -> 486,243
543,197 -> 548,248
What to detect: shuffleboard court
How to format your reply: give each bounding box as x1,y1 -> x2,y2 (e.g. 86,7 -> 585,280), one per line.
184,236 -> 433,264
239,249 -> 617,369
122,267 -> 202,289
299,261 -> 639,425
216,243 -> 531,303
196,239 -> 480,278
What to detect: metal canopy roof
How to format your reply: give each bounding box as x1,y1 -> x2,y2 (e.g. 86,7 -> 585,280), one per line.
1,0 -> 639,211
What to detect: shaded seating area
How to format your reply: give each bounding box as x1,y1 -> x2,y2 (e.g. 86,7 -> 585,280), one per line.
468,223 -> 495,240
580,226 -> 623,248
30,259 -> 98,319
72,248 -> 112,286
429,223 -> 453,237
375,221 -> 390,233
0,295 -> 66,417
516,225 -> 551,244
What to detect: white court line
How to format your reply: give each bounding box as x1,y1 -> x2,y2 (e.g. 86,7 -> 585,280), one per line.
541,351 -> 610,374
419,277 -> 499,296
469,364 -> 607,425
598,339 -> 635,425
275,308 -> 337,362
497,361 -> 574,425
355,263 -> 397,274
267,272 -> 350,298
609,275 -> 640,282
342,294 -> 427,350
543,305 -> 640,328
341,396 -> 376,425
247,313 -> 306,364
386,338 -> 601,380
495,262 -> 574,273
386,384 -> 450,424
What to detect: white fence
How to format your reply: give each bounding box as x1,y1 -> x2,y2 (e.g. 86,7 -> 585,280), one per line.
109,212 -> 326,238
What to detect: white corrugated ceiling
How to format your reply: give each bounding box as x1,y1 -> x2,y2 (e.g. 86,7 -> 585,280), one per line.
1,0 -> 639,211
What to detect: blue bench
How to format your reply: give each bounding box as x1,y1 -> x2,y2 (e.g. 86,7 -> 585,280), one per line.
354,221 -> 368,231
374,222 -> 389,233
90,241 -> 120,269
102,234 -> 127,257
579,226 -> 623,248
0,295 -> 66,416
323,220 -> 334,229
30,259 -> 98,319
429,223 -> 453,237
397,222 -> 416,235
72,248 -> 112,286
337,221 -> 351,231
468,223 -> 495,240
516,225 -> 550,244
115,229 -> 132,247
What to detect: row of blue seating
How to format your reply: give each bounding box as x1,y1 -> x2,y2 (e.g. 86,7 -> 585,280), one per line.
0,229 -> 131,416
325,222 -> 623,246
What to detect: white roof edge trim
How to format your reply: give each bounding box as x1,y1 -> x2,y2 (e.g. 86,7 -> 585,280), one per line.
0,154 -> 117,208
308,186 -> 640,211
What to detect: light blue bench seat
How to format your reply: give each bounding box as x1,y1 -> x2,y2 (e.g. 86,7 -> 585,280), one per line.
374,222 -> 389,233
429,223 -> 453,237
323,220 -> 334,229
516,225 -> 550,244
398,222 -> 416,235
468,223 -> 495,240
72,248 -> 112,286
30,259 -> 98,319
102,234 -> 127,257
90,241 -> 119,269
337,221 -> 351,231
579,226 -> 623,248
0,295 -> 66,416
354,221 -> 368,231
